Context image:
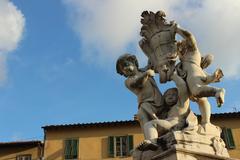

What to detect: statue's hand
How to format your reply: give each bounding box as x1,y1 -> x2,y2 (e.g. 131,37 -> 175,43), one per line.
146,69 -> 155,77
213,68 -> 224,82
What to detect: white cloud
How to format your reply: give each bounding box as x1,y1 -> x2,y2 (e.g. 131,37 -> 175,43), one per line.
0,0 -> 25,84
63,0 -> 240,78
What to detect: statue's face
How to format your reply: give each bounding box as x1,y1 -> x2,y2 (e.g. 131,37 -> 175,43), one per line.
121,60 -> 136,77
164,89 -> 178,106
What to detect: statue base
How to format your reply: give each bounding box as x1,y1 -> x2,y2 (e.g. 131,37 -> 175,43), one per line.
152,146 -> 233,160
133,129 -> 233,160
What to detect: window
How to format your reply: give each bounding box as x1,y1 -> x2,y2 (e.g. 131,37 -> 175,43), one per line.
221,128 -> 235,149
108,135 -> 133,157
64,139 -> 79,160
16,155 -> 31,160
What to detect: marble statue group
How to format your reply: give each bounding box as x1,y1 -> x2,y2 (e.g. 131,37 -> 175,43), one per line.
116,10 -> 230,159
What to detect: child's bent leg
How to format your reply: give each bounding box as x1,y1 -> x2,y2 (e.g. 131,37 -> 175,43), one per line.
191,85 -> 225,106
197,97 -> 211,124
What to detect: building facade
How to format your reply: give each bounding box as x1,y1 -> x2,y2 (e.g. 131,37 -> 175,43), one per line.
43,121 -> 142,160
0,112 -> 239,160
42,112 -> 240,160
0,141 -> 43,160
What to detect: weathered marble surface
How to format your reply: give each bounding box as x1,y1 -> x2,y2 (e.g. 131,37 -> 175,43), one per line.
133,130 -> 231,160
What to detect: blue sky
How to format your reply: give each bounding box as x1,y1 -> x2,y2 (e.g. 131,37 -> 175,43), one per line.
0,0 -> 240,141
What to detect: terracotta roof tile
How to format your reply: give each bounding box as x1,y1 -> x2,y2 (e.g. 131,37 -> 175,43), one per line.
42,112 -> 240,130
0,140 -> 43,147
42,120 -> 138,130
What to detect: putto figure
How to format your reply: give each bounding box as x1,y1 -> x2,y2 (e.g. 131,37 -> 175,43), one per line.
137,71 -> 193,151
176,28 -> 225,125
116,54 -> 163,132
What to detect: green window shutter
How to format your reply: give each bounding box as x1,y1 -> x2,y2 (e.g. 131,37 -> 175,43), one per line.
64,140 -> 71,159
226,128 -> 235,149
72,139 -> 79,158
222,128 -> 235,149
65,139 -> 79,159
127,135 -> 133,155
108,136 -> 115,157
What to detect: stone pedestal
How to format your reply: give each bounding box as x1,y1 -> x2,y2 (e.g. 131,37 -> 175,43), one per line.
152,147 -> 234,160
133,130 -> 236,160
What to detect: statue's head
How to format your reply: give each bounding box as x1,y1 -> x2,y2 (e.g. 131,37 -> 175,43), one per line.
116,54 -> 139,77
163,88 -> 178,106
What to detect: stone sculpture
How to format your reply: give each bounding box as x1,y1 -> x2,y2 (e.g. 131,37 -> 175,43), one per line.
137,70 -> 195,151
176,28 -> 225,126
116,10 -> 230,160
139,11 -> 179,84
116,54 -> 163,131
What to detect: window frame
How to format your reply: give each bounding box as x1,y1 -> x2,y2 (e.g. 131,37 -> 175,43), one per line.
16,154 -> 32,160
64,138 -> 79,160
115,136 -> 128,157
221,128 -> 235,149
108,135 -> 133,158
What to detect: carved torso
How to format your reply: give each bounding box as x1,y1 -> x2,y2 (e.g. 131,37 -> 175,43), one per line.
125,73 -> 162,107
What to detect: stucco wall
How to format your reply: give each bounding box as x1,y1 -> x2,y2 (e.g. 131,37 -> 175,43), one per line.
44,116 -> 240,160
44,125 -> 144,160
0,146 -> 41,160
211,117 -> 240,159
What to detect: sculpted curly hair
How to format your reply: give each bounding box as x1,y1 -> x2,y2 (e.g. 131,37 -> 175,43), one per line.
116,54 -> 139,77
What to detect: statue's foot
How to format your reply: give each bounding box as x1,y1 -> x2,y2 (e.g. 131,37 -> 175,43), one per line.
215,88 -> 225,107
213,68 -> 224,82
137,140 -> 158,151
198,123 -> 221,136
